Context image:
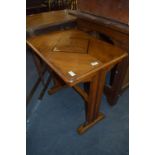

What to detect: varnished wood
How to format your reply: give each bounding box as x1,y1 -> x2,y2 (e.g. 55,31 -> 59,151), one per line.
77,112 -> 105,134
86,73 -> 100,122
27,29 -> 127,133
93,70 -> 106,118
26,10 -> 77,34
27,30 -> 127,86
77,69 -> 106,134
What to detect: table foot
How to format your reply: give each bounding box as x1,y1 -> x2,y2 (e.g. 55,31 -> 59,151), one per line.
77,112 -> 105,134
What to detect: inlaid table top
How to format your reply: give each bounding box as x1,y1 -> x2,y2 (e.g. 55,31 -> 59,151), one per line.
27,29 -> 127,86
26,10 -> 77,33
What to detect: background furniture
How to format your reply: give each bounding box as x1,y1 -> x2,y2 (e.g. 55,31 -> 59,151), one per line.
27,10 -> 76,35
26,0 -> 77,15
26,0 -> 48,15
69,0 -> 129,105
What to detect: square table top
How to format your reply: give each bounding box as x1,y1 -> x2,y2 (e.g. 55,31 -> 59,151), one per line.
26,10 -> 77,33
27,29 -> 127,86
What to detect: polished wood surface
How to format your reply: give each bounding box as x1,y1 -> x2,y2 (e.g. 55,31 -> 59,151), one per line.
27,29 -> 127,134
26,10 -> 77,33
27,29 -> 127,86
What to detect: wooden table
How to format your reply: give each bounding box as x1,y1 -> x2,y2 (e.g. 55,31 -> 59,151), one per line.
26,10 -> 77,35
27,29 -> 127,134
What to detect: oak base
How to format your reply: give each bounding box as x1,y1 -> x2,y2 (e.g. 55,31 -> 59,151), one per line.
77,112 -> 105,134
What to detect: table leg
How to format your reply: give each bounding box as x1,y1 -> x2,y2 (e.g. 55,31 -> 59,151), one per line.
77,70 -> 106,134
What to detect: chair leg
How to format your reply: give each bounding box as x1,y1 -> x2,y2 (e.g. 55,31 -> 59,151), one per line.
26,68 -> 46,105
31,52 -> 46,86
107,58 -> 128,105
38,74 -> 52,100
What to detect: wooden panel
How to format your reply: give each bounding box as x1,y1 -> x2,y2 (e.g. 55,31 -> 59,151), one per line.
77,0 -> 129,24
77,18 -> 129,51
